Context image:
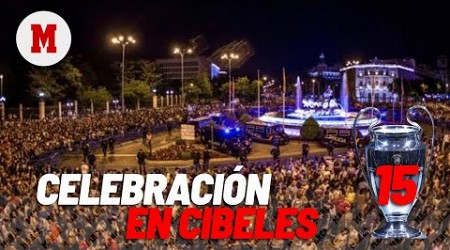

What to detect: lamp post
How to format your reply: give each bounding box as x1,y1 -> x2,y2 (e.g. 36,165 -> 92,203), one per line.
38,92 -> 45,120
0,75 -> 4,121
368,71 -> 375,118
257,70 -> 261,118
312,79 -> 316,98
166,91 -> 170,106
221,53 -> 239,111
173,47 -> 193,107
111,35 -> 136,112
0,74 -> 3,99
152,89 -> 157,108
112,99 -> 119,110
66,101 -> 74,116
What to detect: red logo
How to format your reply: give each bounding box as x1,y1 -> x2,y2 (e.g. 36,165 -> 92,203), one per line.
31,24 -> 57,53
16,11 -> 71,66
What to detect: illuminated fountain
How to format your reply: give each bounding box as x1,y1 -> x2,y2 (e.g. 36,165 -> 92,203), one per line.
259,81 -> 376,137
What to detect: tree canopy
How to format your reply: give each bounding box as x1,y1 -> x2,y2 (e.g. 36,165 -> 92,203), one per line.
79,86 -> 113,107
28,57 -> 82,103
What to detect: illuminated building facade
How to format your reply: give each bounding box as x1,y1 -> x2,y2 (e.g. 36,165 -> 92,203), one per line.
340,58 -> 418,103
308,53 -> 341,94
155,56 -> 220,81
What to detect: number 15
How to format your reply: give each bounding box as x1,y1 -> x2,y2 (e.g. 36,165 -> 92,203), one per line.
376,165 -> 419,206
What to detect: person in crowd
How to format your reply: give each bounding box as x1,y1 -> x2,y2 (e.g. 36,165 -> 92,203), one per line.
146,131 -> 153,156
101,137 -> 108,157
192,149 -> 201,171
81,142 -> 90,161
136,149 -> 146,174
327,140 -> 334,156
80,160 -> 89,174
203,147 -> 211,171
142,125 -> 149,143
302,143 -> 310,162
87,151 -> 96,170
271,145 -> 281,167
167,121 -> 172,137
239,145 -> 248,166
108,137 -> 115,154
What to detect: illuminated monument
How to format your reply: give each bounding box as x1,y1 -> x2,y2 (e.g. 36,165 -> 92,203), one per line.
259,77 -> 375,136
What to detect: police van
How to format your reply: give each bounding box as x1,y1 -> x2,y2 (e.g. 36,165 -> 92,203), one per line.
187,116 -> 213,136
199,124 -> 251,156
245,121 -> 289,145
321,127 -> 368,148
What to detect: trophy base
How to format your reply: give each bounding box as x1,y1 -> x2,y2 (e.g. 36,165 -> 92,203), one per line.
372,222 -> 426,239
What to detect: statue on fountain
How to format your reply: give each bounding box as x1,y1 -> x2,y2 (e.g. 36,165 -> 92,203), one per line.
323,85 -> 333,100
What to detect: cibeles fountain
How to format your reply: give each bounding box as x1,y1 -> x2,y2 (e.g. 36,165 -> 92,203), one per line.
259,75 -> 376,137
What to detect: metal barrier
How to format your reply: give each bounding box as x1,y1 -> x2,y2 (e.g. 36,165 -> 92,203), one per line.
29,122 -> 181,168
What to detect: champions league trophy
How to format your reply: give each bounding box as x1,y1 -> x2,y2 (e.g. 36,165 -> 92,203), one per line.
353,105 -> 435,239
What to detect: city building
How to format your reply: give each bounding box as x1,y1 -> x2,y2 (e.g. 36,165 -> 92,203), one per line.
155,56 -> 220,82
308,53 -> 341,96
340,57 -> 419,103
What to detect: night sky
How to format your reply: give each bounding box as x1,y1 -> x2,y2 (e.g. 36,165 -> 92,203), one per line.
0,0 -> 449,103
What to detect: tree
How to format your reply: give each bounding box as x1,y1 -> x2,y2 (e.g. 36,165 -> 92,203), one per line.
124,80 -> 151,106
301,117 -> 320,140
79,86 -> 112,107
112,60 -> 136,90
184,73 -> 213,104
195,73 -> 213,101
219,82 -> 230,102
28,56 -> 82,103
234,77 -> 258,103
137,60 -> 162,89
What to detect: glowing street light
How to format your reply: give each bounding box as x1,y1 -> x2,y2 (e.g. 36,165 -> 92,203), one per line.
0,74 -> 3,101
221,53 -> 239,111
173,46 -> 193,107
111,35 -> 136,112
312,79 -> 316,97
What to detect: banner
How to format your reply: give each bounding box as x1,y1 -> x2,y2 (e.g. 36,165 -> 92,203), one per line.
181,124 -> 196,140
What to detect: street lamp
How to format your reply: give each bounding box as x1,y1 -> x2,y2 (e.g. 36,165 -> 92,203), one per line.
0,74 -> 3,100
111,35 -> 136,112
173,47 -> 193,107
221,53 -> 239,111
66,101 -> 74,116
312,79 -> 316,98
112,99 -> 119,110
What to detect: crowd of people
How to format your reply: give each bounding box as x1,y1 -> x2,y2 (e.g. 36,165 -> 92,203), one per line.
0,107 -> 187,174
0,104 -> 449,249
148,144 -> 221,162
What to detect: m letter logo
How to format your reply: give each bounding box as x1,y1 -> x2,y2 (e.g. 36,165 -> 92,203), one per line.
17,11 -> 71,67
31,24 -> 57,53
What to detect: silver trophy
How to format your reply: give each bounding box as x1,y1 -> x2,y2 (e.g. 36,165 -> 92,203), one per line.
353,105 -> 435,239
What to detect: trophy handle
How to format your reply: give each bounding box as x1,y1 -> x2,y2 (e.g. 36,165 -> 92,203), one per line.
353,107 -> 381,166
406,105 -> 435,174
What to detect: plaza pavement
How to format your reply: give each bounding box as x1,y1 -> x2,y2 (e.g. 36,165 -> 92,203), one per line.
62,128 -> 344,170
